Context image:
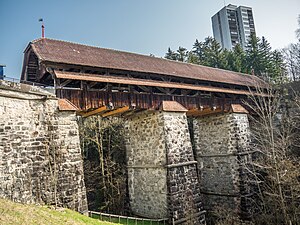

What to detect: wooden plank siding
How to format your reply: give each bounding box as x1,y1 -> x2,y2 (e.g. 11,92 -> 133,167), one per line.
56,88 -> 242,111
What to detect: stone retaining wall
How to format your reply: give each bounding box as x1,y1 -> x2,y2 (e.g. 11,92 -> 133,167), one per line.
0,81 -> 87,213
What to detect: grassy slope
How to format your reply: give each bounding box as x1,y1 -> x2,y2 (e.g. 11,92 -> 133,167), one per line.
0,198 -> 118,225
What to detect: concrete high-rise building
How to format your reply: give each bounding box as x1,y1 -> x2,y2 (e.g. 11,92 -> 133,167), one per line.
211,4 -> 256,50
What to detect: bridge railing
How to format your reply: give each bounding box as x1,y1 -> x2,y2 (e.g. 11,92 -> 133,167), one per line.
88,210 -> 168,225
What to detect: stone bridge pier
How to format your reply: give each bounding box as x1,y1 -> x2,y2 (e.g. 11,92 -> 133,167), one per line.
192,106 -> 251,220
124,102 -> 251,223
124,102 -> 206,224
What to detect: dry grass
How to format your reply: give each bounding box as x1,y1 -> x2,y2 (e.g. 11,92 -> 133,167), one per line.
0,198 -> 118,225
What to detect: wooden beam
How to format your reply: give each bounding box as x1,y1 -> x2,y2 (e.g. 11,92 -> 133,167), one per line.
88,81 -> 98,88
156,87 -> 169,94
137,85 -> 151,92
101,106 -> 130,118
186,108 -> 200,116
60,79 -> 73,87
187,107 -> 225,117
82,106 -> 108,118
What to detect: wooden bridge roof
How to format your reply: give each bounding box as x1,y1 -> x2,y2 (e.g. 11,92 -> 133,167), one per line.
29,38 -> 265,88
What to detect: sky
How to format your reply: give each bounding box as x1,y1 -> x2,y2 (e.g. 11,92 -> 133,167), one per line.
0,0 -> 299,79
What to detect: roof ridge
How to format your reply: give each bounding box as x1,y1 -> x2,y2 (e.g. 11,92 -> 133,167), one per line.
34,37 -> 155,57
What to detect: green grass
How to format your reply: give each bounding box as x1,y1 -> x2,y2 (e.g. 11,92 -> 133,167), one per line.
0,198 -> 118,225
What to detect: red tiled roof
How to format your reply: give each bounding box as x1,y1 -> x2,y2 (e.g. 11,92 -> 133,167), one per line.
30,38 -> 265,87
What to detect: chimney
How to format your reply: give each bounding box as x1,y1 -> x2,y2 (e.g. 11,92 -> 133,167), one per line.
39,18 -> 45,38
42,24 -> 45,38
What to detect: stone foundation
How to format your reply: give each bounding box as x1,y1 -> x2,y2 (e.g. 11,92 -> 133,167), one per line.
125,110 -> 205,224
192,112 -> 251,219
0,81 -> 87,213
125,111 -> 168,218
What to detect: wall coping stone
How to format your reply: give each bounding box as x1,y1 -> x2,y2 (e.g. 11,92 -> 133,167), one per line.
160,101 -> 188,112
230,104 -> 249,114
0,80 -> 55,98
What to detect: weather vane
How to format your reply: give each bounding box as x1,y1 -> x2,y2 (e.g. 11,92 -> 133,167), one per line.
39,18 -> 45,38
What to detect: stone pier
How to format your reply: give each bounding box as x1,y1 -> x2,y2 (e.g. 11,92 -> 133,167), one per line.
125,101 -> 205,224
192,105 -> 251,219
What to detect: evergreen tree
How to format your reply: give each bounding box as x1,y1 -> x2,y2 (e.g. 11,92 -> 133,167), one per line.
223,49 -> 235,71
259,36 -> 273,76
164,34 -> 288,83
187,51 -> 200,64
192,39 -> 205,64
202,37 -> 226,69
270,50 -> 287,82
165,47 -> 177,60
176,46 -> 188,62
232,44 -> 247,73
245,34 -> 264,76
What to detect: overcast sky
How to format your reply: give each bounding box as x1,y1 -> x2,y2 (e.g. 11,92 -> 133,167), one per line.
0,0 -> 299,79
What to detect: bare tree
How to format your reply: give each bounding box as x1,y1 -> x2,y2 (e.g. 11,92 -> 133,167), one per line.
282,44 -> 300,81
79,116 -> 128,214
242,85 -> 300,225
296,15 -> 300,42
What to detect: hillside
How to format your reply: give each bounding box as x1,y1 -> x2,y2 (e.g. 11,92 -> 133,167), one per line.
0,198 -> 117,225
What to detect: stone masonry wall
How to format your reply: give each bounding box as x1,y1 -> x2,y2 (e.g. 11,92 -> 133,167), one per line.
125,111 -> 168,218
0,81 -> 87,213
193,112 -> 251,218
162,112 -> 205,224
125,110 -> 205,224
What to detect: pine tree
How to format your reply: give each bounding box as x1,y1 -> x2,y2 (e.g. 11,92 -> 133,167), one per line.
176,46 -> 188,62
165,47 -> 177,60
270,50 -> 286,82
232,44 -> 247,73
187,51 -> 200,64
202,37 -> 226,69
259,36 -> 273,77
245,34 -> 264,76
192,39 -> 205,64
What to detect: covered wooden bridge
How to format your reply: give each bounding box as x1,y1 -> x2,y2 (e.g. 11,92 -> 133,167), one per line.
21,38 -> 265,117
20,38 -> 267,223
